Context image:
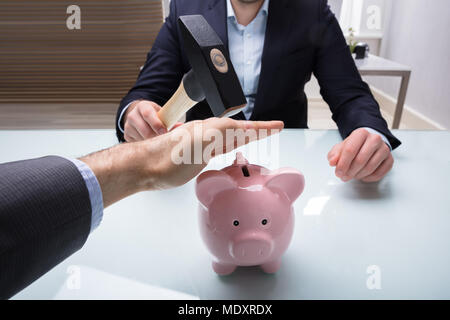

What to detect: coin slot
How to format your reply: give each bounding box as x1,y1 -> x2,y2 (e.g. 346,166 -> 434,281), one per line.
241,165 -> 250,177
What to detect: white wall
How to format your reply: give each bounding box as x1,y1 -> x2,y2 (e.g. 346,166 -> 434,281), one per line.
162,0 -> 170,17
366,0 -> 450,129
328,0 -> 343,16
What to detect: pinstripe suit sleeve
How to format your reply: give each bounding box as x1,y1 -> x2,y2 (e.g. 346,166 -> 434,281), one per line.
0,156 -> 92,299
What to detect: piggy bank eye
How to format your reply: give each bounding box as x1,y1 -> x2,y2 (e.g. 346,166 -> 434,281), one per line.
261,219 -> 268,226
233,220 -> 240,227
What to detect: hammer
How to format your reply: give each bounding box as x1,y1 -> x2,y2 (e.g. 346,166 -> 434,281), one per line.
157,15 -> 247,130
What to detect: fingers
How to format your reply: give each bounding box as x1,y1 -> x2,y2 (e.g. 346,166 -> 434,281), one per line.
123,121 -> 140,142
354,143 -> 391,180
128,112 -> 154,140
211,118 -> 284,134
327,142 -> 344,167
335,129 -> 369,179
346,133 -> 383,179
123,101 -> 165,142
361,154 -> 394,182
139,103 -> 167,136
216,119 -> 284,152
330,129 -> 393,183
238,120 -> 285,132
183,118 -> 284,160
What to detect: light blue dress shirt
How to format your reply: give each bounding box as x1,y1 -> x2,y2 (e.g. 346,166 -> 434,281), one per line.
69,159 -> 103,233
226,0 -> 268,120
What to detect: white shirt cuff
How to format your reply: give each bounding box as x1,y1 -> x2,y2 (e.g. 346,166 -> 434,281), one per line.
67,158 -> 104,233
117,102 -> 133,133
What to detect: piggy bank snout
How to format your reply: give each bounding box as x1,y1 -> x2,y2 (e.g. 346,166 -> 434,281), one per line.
230,233 -> 274,264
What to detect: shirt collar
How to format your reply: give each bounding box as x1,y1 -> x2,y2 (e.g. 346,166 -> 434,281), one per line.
227,0 -> 269,19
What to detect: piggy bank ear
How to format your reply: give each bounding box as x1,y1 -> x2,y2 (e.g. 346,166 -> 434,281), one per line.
196,171 -> 237,207
265,169 -> 305,203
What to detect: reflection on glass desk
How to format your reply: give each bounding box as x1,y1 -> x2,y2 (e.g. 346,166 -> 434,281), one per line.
1,129 -> 449,300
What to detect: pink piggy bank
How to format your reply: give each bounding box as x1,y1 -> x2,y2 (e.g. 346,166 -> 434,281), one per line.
195,153 -> 305,275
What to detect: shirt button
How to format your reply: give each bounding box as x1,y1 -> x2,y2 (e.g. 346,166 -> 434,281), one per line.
247,60 -> 251,65
246,33 -> 251,38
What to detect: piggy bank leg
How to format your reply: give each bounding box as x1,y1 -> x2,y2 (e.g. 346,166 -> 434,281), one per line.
212,261 -> 236,276
261,260 -> 282,274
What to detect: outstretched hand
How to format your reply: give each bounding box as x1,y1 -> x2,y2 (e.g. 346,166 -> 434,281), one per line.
145,118 -> 285,190
82,118 -> 284,207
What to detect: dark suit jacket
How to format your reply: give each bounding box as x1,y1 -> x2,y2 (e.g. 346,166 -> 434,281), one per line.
0,156 -> 92,299
116,0 -> 401,149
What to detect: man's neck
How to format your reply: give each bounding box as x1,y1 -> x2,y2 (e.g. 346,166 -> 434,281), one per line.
230,0 -> 265,26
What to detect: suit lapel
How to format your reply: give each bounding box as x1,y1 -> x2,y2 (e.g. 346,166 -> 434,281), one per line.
204,0 -> 228,50
251,0 -> 292,120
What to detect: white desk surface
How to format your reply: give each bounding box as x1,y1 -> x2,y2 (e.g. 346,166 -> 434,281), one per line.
1,129 -> 449,300
355,54 -> 411,72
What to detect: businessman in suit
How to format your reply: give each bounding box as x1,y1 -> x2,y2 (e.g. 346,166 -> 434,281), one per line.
0,118 -> 282,299
117,0 -> 401,183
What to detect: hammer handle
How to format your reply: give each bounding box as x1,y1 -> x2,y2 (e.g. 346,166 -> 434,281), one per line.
157,81 -> 197,130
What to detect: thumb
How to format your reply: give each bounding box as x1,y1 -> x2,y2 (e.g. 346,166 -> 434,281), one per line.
327,142 -> 343,167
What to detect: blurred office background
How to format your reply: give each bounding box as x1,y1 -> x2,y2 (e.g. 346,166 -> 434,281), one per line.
0,0 -> 448,130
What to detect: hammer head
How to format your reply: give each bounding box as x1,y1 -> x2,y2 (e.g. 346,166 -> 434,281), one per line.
178,15 -> 247,118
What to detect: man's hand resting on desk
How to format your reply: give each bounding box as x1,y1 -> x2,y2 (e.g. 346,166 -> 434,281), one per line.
82,118 -> 284,207
123,100 -> 183,141
327,128 -> 394,183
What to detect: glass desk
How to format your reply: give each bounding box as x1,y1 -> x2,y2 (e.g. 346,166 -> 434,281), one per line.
1,129 -> 449,300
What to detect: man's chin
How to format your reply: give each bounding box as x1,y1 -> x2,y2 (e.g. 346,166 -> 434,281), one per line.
236,0 -> 263,4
